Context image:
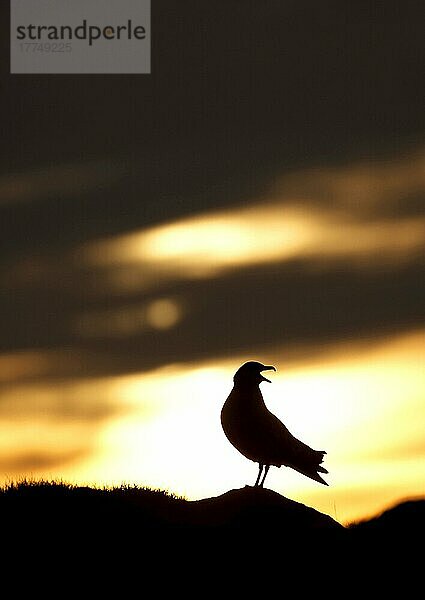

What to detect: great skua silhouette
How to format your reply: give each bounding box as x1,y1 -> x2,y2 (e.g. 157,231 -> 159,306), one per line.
221,361 -> 328,487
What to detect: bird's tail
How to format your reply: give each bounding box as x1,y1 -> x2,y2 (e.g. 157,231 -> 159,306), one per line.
308,471 -> 329,485
316,450 -> 328,473
300,450 -> 329,485
289,465 -> 328,485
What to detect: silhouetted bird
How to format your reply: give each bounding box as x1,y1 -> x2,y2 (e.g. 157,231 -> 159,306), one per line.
221,361 -> 328,488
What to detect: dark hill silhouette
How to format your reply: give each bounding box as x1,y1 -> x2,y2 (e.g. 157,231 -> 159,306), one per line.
0,480 -> 341,533
188,486 -> 339,530
3,480 -> 425,583
349,497 -> 425,537
2,480 -> 423,539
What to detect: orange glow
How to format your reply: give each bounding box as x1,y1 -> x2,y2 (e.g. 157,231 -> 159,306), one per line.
2,152 -> 424,527
2,330 -> 422,524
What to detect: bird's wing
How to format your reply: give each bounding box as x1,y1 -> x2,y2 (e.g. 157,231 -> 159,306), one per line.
265,410 -> 328,485
252,409 -> 300,465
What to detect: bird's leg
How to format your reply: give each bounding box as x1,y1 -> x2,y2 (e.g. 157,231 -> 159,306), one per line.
254,463 -> 264,486
259,464 -> 270,488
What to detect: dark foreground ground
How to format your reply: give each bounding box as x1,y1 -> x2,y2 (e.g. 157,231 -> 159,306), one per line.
1,480 -> 423,536
1,481 -> 423,587
0,482 -> 425,600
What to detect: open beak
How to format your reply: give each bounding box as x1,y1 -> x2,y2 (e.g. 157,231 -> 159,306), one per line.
260,365 -> 276,383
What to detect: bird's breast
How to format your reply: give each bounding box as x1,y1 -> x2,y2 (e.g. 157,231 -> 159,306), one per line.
221,386 -> 270,462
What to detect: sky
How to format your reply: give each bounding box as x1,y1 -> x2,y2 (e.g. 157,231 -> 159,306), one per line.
0,1 -> 424,525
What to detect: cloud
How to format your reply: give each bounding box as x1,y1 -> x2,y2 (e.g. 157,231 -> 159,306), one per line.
1,150 -> 424,376
80,150 -> 425,294
0,158 -> 128,206
73,297 -> 184,339
82,204 -> 425,287
0,449 -> 86,474
272,150 -> 425,219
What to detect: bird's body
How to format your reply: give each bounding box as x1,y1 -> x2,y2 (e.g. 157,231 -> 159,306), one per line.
221,361 -> 328,487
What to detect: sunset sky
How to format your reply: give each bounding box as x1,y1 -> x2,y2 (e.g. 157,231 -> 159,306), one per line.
0,2 -> 424,525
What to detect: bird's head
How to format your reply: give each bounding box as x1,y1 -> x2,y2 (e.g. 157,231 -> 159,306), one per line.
233,361 -> 276,386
